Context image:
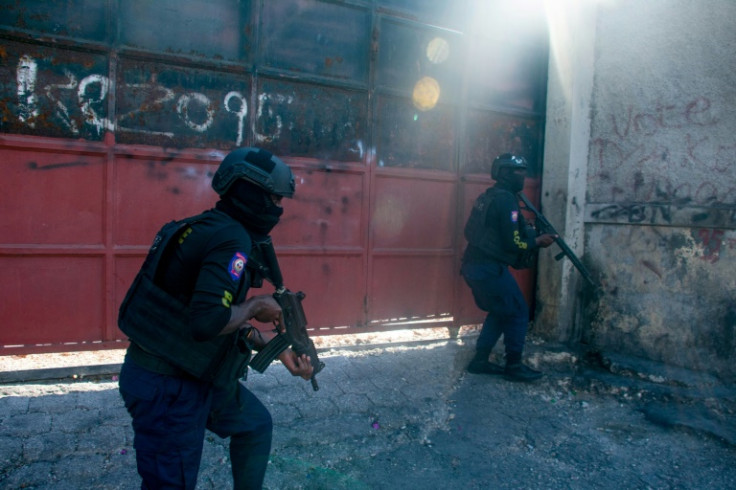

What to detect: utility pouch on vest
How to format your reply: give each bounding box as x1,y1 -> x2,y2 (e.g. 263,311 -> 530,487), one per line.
118,217 -> 249,382
210,328 -> 253,387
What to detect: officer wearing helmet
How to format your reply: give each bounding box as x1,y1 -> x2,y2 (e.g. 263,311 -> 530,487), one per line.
118,148 -> 313,489
461,153 -> 557,382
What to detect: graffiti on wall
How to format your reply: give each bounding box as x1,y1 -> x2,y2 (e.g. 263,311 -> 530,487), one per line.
586,96 -> 736,267
587,200 -> 736,229
590,96 -> 736,207
696,228 -> 736,264
3,50 -> 367,159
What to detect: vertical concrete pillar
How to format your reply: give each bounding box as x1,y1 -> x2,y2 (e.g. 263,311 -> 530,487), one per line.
535,3 -> 597,341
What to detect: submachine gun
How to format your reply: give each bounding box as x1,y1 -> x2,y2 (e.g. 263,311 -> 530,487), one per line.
518,192 -> 597,289
247,237 -> 325,391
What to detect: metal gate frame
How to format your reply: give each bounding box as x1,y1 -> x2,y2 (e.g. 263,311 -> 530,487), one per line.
0,0 -> 548,354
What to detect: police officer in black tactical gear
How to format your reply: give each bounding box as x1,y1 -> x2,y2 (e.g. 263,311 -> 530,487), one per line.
118,147 -> 313,489
461,153 -> 557,382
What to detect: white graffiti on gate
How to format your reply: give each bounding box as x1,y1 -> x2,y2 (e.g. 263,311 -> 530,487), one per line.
14,55 -> 293,146
16,55 -> 39,126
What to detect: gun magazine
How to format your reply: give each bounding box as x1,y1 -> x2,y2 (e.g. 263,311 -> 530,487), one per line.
248,333 -> 289,373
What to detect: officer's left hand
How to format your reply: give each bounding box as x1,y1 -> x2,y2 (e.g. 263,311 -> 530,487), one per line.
278,349 -> 314,380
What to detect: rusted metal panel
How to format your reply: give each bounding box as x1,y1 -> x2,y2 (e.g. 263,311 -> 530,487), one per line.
119,0 -> 253,62
369,255 -> 455,323
1,144 -> 106,244
113,154 -> 218,245
0,0 -> 549,354
270,165 -> 368,330
463,110 -> 543,177
272,166 -> 365,248
374,17 -> 461,171
371,174 -> 455,249
255,78 -> 369,161
274,253 -> 367,333
0,136 -> 115,353
376,18 -> 462,171
0,0 -> 110,42
0,256 -> 106,347
0,41 -> 110,140
261,0 -> 370,83
369,173 -> 456,323
376,0 -> 469,30
375,94 -> 455,169
376,17 -> 463,103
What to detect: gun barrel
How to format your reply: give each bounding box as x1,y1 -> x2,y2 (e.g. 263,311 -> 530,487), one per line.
555,237 -> 596,287
309,360 -> 326,391
518,192 -> 597,288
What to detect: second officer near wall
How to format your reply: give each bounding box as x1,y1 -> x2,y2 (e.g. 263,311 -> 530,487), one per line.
461,153 -> 557,382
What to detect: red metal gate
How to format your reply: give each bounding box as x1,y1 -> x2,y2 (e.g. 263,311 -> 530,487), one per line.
0,0 -> 548,354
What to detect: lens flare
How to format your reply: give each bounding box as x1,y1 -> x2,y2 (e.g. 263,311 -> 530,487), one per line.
426,37 -> 450,64
412,76 -> 440,111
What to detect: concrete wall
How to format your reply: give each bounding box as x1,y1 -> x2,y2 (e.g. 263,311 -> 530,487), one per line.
538,0 -> 736,378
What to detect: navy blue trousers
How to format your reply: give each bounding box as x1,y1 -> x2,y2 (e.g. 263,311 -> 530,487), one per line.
461,261 -> 529,362
119,360 -> 272,490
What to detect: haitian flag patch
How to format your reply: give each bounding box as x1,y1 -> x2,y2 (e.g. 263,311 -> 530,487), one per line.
511,210 -> 519,223
228,252 -> 247,281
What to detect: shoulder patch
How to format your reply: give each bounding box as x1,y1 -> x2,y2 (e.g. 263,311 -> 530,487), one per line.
511,210 -> 519,223
228,252 -> 247,281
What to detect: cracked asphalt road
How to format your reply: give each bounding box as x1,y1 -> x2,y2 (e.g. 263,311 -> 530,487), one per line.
1,337 -> 735,489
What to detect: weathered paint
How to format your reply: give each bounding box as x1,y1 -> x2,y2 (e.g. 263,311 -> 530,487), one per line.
539,0 -> 736,377
587,224 -> 736,374
0,0 -> 549,353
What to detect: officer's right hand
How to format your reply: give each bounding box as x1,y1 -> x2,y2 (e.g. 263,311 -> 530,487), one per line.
246,295 -> 283,324
535,233 -> 558,248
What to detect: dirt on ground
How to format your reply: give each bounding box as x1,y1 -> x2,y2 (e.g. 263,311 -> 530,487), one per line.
1,328 -> 735,489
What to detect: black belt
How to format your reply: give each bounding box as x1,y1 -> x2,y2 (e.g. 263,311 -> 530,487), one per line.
126,342 -> 191,378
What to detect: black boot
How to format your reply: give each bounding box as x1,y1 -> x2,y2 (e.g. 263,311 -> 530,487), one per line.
467,348 -> 504,375
503,352 -> 542,382
503,362 -> 543,382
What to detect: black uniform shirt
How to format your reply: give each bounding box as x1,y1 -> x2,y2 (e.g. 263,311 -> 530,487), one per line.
488,189 -> 535,253
463,185 -> 536,265
160,209 -> 252,342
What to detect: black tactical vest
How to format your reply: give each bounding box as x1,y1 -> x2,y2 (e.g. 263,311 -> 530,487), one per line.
118,214 -> 251,384
464,187 -> 535,269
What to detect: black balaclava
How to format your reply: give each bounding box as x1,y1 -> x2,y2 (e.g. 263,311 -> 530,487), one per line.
496,167 -> 525,193
216,179 -> 283,235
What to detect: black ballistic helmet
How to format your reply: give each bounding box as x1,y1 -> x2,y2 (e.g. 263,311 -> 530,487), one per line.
212,147 -> 296,198
491,153 -> 528,180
